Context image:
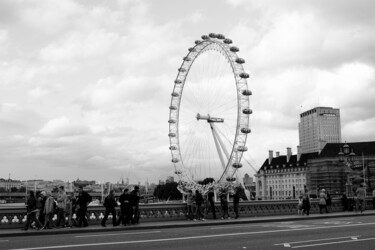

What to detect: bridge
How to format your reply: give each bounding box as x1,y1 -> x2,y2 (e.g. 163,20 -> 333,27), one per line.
1,198 -> 373,229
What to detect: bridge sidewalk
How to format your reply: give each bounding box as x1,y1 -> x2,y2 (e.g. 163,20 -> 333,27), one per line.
1,210 -> 374,238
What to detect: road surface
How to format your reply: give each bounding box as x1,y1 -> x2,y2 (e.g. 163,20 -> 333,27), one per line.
1,215 -> 375,250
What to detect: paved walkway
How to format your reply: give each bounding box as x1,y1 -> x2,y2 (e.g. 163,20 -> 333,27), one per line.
1,210 -> 374,238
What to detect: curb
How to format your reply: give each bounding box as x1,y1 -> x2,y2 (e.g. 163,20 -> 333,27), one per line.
0,212 -> 373,238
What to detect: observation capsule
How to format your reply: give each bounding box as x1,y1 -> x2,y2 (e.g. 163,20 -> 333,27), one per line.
217,34 -> 225,39
175,170 -> 182,174
239,72 -> 249,78
175,79 -> 182,84
201,35 -> 209,40
195,40 -> 202,45
242,108 -> 253,115
237,146 -> 248,152
241,128 -> 251,134
232,162 -> 243,169
230,46 -> 239,52
224,39 -> 232,44
171,92 -> 179,97
188,48 -> 196,52
169,105 -> 177,110
168,119 -> 176,124
242,89 -> 252,96
169,145 -> 177,150
235,58 -> 245,64
178,67 -> 186,72
171,158 -> 179,163
209,33 -> 218,38
168,133 -> 176,137
226,177 -> 236,182
183,56 -> 191,61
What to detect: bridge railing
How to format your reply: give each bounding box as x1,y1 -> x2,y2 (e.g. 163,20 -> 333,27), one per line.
0,198 -> 373,229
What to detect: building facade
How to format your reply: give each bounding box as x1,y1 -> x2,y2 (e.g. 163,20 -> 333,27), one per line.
307,141 -> 375,196
255,148 -> 317,200
0,178 -> 22,191
299,107 -> 341,154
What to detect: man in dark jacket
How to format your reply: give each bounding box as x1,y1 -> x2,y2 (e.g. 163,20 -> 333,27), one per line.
194,190 -> 205,221
231,187 -> 240,219
76,186 -> 92,227
207,188 -> 217,219
101,190 -> 118,227
23,191 -> 43,230
117,188 -> 131,226
130,186 -> 142,224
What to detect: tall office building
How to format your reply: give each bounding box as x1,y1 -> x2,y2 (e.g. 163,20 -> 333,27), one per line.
298,107 -> 342,154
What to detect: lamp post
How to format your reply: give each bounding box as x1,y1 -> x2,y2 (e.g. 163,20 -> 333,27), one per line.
338,143 -> 355,197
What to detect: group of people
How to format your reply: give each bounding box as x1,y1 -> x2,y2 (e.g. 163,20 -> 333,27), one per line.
304,184 -> 369,216
100,186 -> 142,227
297,193 -> 311,215
185,187 -> 242,221
23,185 -> 93,231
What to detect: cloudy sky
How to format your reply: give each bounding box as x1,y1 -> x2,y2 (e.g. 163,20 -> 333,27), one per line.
1,0 -> 375,184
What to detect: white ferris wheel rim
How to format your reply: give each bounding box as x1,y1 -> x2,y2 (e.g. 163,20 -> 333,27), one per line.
168,33 -> 252,192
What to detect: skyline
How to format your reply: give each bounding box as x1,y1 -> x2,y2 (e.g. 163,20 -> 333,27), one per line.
1,0 -> 375,184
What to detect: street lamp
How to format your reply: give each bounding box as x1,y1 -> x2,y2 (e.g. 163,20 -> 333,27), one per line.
338,143 -> 355,197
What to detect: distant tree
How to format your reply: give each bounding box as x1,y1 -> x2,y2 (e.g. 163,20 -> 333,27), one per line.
18,187 -> 26,193
198,177 -> 215,185
0,187 -> 6,193
153,182 -> 182,200
10,187 -> 18,193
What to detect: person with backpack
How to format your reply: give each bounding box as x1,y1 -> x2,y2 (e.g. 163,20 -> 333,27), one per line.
101,190 -> 118,227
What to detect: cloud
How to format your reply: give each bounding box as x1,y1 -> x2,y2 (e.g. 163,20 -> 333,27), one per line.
38,116 -> 89,137
1,0 -> 375,184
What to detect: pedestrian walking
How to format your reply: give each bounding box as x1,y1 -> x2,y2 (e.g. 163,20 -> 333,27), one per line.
341,193 -> 348,211
55,186 -> 67,228
117,188 -> 131,226
101,190 -> 118,227
206,188 -> 217,219
186,190 -> 194,220
42,191 -> 55,229
76,186 -> 92,227
302,194 -> 310,215
193,190 -> 205,221
130,186 -> 142,224
326,192 -> 332,212
23,191 -> 43,231
220,192 -> 230,219
231,187 -> 240,219
297,195 -> 303,215
319,189 -> 328,214
355,184 -> 366,214
65,193 -> 74,228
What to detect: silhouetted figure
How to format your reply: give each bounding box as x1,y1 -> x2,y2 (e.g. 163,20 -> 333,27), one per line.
117,188 -> 131,226
101,190 -> 117,227
23,191 -> 43,231
76,186 -> 92,227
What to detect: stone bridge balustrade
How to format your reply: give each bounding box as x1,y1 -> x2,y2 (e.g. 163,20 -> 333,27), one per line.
0,199 -> 373,229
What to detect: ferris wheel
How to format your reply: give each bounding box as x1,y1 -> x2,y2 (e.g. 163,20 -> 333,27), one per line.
168,33 -> 252,193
